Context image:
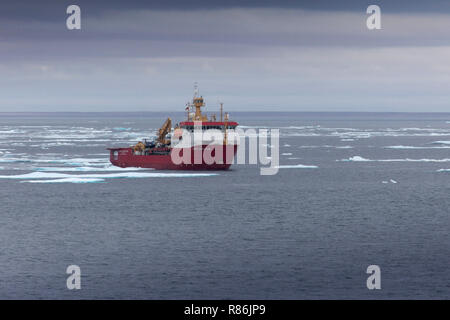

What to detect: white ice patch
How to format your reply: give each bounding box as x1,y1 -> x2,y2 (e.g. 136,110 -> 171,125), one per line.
298,145 -> 325,149
0,157 -> 109,166
29,142 -> 75,148
34,166 -> 146,172
299,145 -> 353,149
385,145 -> 450,149
238,125 -> 263,129
343,156 -> 371,162
437,169 -> 450,172
0,171 -> 219,180
341,156 -> 450,163
282,153 -> 293,156
275,164 -> 318,169
383,158 -> 450,162
24,178 -> 105,184
0,158 -> 26,163
279,126 -> 450,139
432,141 -> 450,145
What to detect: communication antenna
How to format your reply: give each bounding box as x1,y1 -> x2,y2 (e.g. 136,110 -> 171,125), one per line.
216,98 -> 223,122
185,101 -> 190,120
193,82 -> 199,98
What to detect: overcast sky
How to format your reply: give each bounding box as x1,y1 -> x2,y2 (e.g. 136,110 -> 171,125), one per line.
1,0 -> 450,112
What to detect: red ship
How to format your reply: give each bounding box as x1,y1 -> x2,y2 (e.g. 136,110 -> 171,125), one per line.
108,87 -> 238,170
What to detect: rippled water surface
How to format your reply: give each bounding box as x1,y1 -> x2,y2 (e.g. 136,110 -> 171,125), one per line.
0,112 -> 449,299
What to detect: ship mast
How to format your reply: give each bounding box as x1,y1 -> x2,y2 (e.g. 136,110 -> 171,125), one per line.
224,112 -> 229,145
192,83 -> 207,121
185,102 -> 190,121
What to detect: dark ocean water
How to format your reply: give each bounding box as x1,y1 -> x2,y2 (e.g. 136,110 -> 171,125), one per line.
0,112 -> 449,299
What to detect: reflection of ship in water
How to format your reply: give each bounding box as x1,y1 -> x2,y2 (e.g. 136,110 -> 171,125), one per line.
108,86 -> 239,170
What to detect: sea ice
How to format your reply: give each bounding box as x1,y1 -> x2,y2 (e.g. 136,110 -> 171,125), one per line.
34,166 -> 146,172
0,171 -> 220,180
24,178 -> 105,184
275,164 -> 318,169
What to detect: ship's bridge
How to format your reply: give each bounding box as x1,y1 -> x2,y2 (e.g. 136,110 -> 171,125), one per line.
179,121 -> 238,132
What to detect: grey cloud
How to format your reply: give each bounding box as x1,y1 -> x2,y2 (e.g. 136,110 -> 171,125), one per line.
3,8 -> 450,65
1,3 -> 450,112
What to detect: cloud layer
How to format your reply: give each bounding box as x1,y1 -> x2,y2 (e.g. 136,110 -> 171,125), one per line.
1,4 -> 450,112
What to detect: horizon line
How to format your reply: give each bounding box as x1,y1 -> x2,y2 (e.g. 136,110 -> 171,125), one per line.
1,111 -> 450,114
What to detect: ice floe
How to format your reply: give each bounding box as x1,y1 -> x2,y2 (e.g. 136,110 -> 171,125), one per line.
382,179 -> 398,184
275,164 -> 318,169
34,166 -> 146,172
341,156 -> 450,162
385,145 -> 450,149
432,141 -> 450,145
0,157 -> 108,166
299,145 -> 353,149
25,178 -> 106,184
343,156 -> 371,162
278,126 -> 450,139
0,171 -> 219,181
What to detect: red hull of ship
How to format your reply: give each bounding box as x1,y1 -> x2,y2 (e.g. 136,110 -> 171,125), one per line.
108,145 -> 238,170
